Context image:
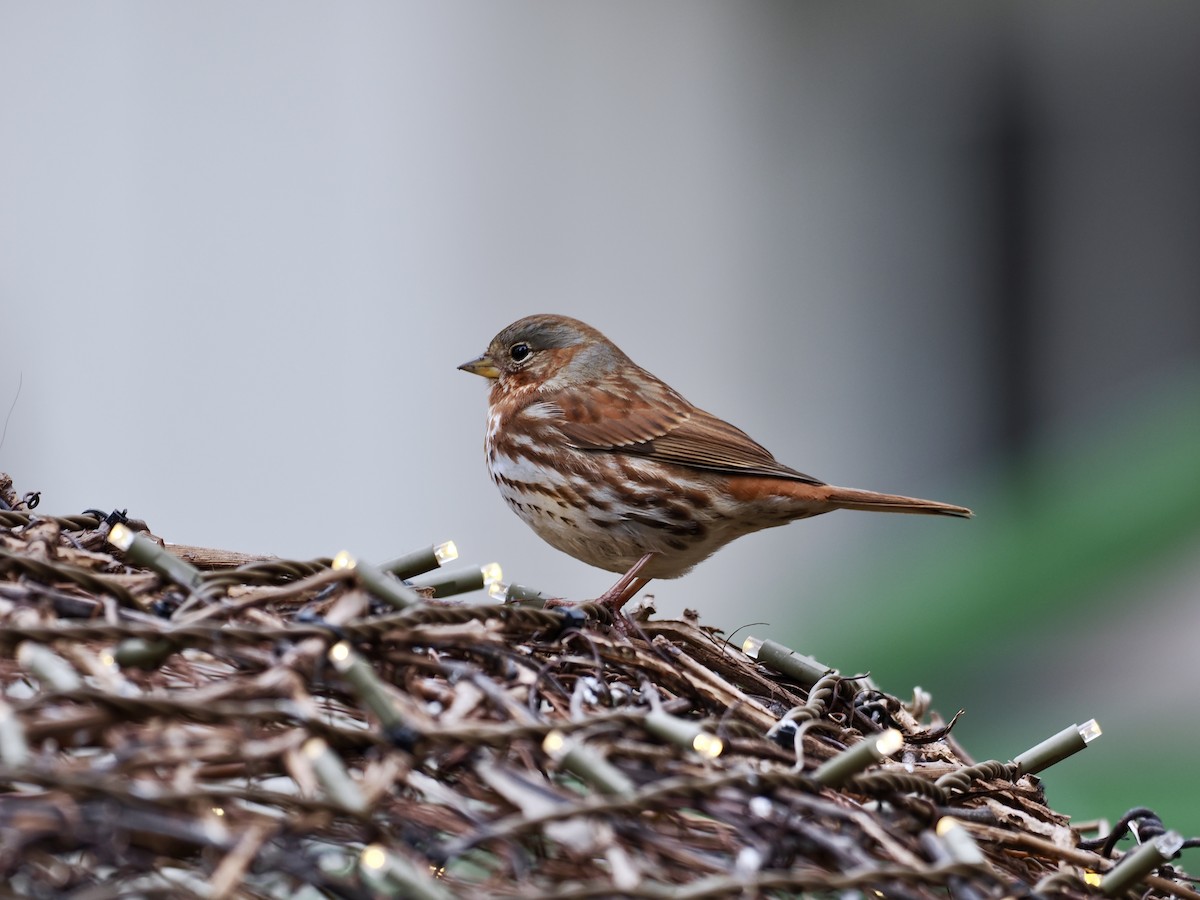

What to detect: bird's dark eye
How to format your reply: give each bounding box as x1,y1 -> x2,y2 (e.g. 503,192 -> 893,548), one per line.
510,342 -> 532,362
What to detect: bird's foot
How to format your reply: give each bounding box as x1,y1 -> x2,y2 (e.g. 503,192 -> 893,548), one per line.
539,554 -> 657,635
593,552 -> 656,615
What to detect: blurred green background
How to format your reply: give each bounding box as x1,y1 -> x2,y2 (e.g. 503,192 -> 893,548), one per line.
789,373 -> 1200,836
3,0 -> 1198,846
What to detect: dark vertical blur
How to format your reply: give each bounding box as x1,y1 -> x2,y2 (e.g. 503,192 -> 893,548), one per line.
987,61 -> 1036,459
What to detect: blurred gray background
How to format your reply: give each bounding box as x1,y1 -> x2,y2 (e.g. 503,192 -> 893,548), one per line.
3,4 -> 1198,834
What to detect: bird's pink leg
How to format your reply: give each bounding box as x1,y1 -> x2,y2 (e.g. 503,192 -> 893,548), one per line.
593,552 -> 656,615
541,554 -> 657,632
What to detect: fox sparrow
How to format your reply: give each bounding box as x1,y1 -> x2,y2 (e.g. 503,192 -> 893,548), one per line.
459,314 -> 971,611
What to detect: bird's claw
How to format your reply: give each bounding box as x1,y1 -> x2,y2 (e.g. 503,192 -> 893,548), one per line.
592,552 -> 656,633
538,552 -> 656,635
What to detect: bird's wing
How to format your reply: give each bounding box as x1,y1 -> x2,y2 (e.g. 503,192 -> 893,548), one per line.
552,375 -> 824,485
545,372 -> 693,448
636,408 -> 824,484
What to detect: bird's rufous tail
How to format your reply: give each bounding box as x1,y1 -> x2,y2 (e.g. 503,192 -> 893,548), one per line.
823,486 -> 972,518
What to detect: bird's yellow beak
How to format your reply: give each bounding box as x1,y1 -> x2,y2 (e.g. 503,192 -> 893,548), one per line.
458,354 -> 501,380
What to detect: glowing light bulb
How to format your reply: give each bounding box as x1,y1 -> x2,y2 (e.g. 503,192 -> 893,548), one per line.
328,641 -> 351,664
488,581 -> 509,601
107,522 -> 134,551
481,562 -> 503,586
813,728 -> 903,787
303,737 -> 327,759
434,541 -> 458,564
741,637 -> 833,688
1014,720 -> 1102,775
692,732 -> 724,759
361,844 -> 388,871
1100,831 -> 1183,896
876,728 -> 904,756
542,730 -> 567,759
935,817 -> 985,864
331,550 -> 356,571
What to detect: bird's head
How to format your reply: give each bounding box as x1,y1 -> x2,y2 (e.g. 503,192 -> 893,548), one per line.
458,314 -> 627,396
